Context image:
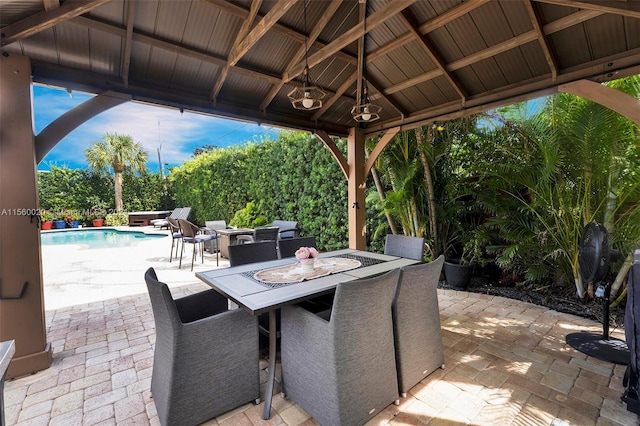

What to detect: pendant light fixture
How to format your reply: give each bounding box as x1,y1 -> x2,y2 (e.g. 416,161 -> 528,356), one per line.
288,0 -> 325,111
351,0 -> 381,122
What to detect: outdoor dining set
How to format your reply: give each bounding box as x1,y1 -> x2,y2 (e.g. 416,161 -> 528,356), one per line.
144,213 -> 446,426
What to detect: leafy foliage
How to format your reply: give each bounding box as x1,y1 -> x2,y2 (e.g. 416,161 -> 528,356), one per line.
85,133 -> 149,212
38,165 -> 168,224
170,131 -> 349,251
105,212 -> 129,226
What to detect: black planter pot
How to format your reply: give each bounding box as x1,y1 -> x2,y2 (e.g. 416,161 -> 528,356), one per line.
443,259 -> 473,290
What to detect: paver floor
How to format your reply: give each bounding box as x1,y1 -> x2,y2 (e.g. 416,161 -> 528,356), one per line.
4,227 -> 639,425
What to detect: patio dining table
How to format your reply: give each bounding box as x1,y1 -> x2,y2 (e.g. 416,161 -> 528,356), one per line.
196,248 -> 420,420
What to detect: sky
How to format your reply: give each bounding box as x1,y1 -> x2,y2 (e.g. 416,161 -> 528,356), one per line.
34,85 -> 281,173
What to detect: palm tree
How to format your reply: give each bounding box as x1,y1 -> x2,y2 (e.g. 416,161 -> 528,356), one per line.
85,133 -> 148,212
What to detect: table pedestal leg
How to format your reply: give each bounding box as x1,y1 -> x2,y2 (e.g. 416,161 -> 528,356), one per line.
262,310 -> 277,420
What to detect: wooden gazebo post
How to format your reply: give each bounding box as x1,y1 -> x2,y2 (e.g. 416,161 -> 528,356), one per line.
0,54 -> 52,379
347,127 -> 366,249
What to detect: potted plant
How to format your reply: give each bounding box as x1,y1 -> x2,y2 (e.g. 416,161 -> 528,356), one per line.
88,200 -> 108,227
40,210 -> 55,230
64,212 -> 80,228
53,214 -> 66,229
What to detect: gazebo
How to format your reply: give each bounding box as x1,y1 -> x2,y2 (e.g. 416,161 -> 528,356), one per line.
1,0 -> 638,379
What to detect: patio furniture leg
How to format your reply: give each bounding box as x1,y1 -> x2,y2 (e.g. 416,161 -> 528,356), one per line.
262,310 -> 277,420
191,244 -> 197,271
179,242 -> 185,269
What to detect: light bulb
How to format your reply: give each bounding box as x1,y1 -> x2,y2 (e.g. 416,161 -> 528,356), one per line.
302,92 -> 314,109
361,106 -> 371,121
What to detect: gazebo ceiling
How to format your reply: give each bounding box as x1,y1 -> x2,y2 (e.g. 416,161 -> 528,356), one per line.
1,0 -> 639,138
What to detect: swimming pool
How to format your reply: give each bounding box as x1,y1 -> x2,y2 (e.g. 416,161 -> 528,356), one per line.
41,229 -> 167,249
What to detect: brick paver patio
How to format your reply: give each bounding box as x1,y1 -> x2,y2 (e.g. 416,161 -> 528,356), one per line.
4,228 -> 639,425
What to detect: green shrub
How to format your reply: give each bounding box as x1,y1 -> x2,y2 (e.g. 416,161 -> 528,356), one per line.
229,202 -> 268,228
105,212 -> 128,226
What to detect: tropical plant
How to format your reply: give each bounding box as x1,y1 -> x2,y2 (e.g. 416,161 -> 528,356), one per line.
105,212 -> 128,226
229,202 -> 268,228
85,133 -> 148,212
170,131 -> 349,251
477,76 -> 640,299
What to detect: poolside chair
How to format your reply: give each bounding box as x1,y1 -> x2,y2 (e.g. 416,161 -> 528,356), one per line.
144,268 -> 260,426
384,234 -> 425,261
177,219 -> 215,271
203,220 -> 228,255
392,256 -> 445,397
277,236 -> 317,259
271,220 -> 300,239
228,241 -> 278,267
281,269 -> 401,426
236,225 -> 280,244
151,207 -> 191,229
167,217 -> 182,262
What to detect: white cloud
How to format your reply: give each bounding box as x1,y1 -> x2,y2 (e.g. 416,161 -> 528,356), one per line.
35,86 -> 279,171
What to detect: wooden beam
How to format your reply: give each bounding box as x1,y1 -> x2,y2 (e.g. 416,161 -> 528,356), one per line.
418,0 -> 491,33
524,0 -> 557,81
315,131 -> 348,179
202,0 -> 357,66
559,80 -> 640,126
261,0 -> 342,112
121,0 -> 135,87
311,73 -> 357,121
381,69 -> 442,95
229,0 -> 296,66
532,0 -> 640,19
287,0 -> 417,83
398,9 -> 467,103
365,73 -> 408,117
364,55 -> 640,137
365,127 -> 400,177
448,31 -> 538,71
543,9 -> 603,33
35,91 -> 131,163
210,0 -> 263,101
0,0 -> 112,46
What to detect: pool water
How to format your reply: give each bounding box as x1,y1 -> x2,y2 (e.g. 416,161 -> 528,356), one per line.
41,229 -> 167,249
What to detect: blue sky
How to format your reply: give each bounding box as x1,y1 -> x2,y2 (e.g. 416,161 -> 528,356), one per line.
34,85 -> 280,173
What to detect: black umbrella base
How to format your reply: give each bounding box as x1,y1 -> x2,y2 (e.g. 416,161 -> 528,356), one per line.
566,332 -> 629,365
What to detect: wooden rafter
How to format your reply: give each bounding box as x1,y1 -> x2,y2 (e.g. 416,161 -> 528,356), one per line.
532,0 -> 640,19
524,0 -> 557,81
228,0 -> 297,67
311,73 -> 357,121
286,0 -> 417,83
418,0 -> 491,33
210,0 -> 263,101
260,0 -> 342,113
121,0 -> 135,87
0,0 -> 112,46
398,9 -> 467,104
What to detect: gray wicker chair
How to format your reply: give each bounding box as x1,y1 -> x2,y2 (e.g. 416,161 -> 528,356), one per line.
177,219 -> 216,271
277,236 -> 317,259
228,240 -> 278,266
167,217 -> 182,262
384,234 -> 425,261
271,220 -> 300,239
392,256 -> 445,397
236,225 -> 280,244
151,207 -> 191,229
281,269 -> 401,426
145,268 -> 260,426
